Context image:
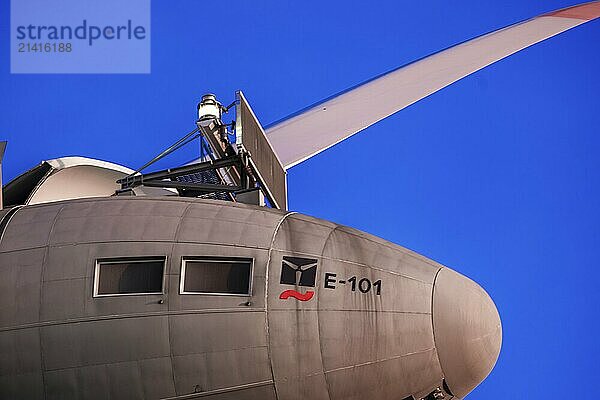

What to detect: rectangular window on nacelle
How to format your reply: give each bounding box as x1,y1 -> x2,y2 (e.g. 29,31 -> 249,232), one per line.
94,257 -> 165,297
180,257 -> 252,296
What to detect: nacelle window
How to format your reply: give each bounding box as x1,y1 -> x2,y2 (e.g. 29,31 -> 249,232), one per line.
94,257 -> 165,297
180,257 -> 252,296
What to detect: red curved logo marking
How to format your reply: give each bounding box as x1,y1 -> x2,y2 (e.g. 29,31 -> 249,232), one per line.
279,290 -> 314,301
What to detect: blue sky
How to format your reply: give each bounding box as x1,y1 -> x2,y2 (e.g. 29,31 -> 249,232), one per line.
1,1 -> 599,398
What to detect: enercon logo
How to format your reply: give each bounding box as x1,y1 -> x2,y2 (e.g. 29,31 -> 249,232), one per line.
279,256 -> 317,301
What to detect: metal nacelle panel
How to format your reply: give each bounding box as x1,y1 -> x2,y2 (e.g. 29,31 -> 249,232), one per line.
0,327 -> 41,378
66,242 -> 172,320
272,213 -> 337,256
433,267 -> 502,398
267,213 -> 445,400
40,278 -> 88,323
267,214 -> 335,399
0,197 -> 287,400
40,316 -> 171,371
43,357 -> 175,400
0,328 -> 43,399
0,248 -> 44,327
324,349 -> 442,400
171,346 -> 272,395
0,197 -> 499,399
175,199 -> 285,249
321,225 -> 441,284
0,203 -> 62,252
49,199 -> 189,245
168,243 -> 269,310
169,311 -> 272,395
169,312 -> 267,356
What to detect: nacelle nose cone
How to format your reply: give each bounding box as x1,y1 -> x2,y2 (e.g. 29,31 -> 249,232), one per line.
433,268 -> 502,398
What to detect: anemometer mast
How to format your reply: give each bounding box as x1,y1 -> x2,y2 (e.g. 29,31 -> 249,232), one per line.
197,94 -> 227,151
196,94 -> 236,159
117,92 -> 287,210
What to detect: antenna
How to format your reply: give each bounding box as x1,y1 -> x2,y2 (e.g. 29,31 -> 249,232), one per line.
0,141 -> 6,209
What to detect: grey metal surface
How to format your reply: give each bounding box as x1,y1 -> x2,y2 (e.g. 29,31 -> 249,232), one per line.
236,91 -> 287,210
433,268 -> 502,398
0,141 -> 6,209
267,214 -> 446,400
0,196 -> 500,399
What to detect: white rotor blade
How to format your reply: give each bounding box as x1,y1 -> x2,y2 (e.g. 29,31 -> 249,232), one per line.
266,1 -> 600,169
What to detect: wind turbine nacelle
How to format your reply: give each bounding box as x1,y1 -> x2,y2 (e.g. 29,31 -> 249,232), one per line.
0,196 -> 501,400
